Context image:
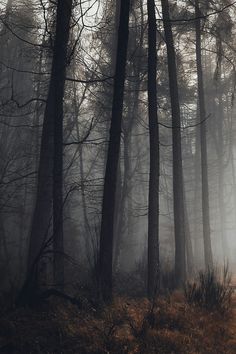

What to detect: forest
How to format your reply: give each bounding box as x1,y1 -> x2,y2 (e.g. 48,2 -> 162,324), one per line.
0,0 -> 236,353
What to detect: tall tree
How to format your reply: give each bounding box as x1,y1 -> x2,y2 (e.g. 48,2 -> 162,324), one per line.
113,1 -> 145,273
52,0 -> 73,289
0,0 -> 38,286
99,0 -> 131,303
26,0 -> 73,295
161,0 -> 186,286
147,0 -> 160,298
195,0 -> 213,269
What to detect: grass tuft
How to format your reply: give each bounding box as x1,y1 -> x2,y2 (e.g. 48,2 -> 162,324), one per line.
185,266 -> 233,313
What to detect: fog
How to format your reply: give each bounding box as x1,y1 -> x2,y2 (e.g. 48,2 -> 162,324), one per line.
0,0 -> 235,299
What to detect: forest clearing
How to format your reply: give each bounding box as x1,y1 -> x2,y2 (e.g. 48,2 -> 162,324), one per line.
1,0 -> 236,352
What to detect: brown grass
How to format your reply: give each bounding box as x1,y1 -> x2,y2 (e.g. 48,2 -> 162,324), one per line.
0,292 -> 235,353
227,294 -> 236,353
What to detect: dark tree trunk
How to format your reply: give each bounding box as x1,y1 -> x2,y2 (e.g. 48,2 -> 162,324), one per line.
193,107 -> 202,267
0,215 -> 9,273
99,0 -> 130,303
27,0 -> 72,291
52,0 -> 72,290
184,193 -> 194,276
113,7 -> 145,272
18,182 -> 28,279
104,0 -> 121,270
113,102 -> 134,271
217,92 -> 228,259
27,96 -> 53,278
113,160 -> 123,271
147,0 -> 160,298
195,0 -> 213,269
161,0 -> 186,286
74,88 -> 91,259
214,42 -> 228,259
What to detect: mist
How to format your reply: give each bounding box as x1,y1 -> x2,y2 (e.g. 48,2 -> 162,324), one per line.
0,1 -> 236,353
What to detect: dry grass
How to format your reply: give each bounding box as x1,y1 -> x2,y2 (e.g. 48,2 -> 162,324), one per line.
227,293 -> 236,353
0,292 -> 235,353
185,267 -> 233,314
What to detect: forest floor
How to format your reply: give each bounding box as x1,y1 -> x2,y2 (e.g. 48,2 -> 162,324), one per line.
228,276 -> 236,352
0,289 -> 236,354
229,294 -> 236,346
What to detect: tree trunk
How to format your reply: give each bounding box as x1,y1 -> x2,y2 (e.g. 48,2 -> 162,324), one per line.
104,0 -> 121,270
215,42 -> 228,259
113,6 -> 145,272
193,107 -> 202,267
113,159 -> 123,271
184,193 -> 194,276
27,0 -> 72,291
52,0 -> 72,290
195,0 -> 213,269
161,0 -> 186,286
99,0 -> 130,303
147,0 -> 160,298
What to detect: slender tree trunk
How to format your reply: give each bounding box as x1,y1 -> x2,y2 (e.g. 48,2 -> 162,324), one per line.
161,0 -> 186,286
113,5 -> 145,271
184,193 -> 194,276
195,0 -> 213,269
103,0 -> 120,168
107,0 -> 121,257
215,43 -> 228,259
217,93 -> 228,259
105,0 -> 121,268
27,0 -> 72,291
99,0 -> 130,303
52,0 -> 73,290
113,156 -> 127,272
147,0 -> 160,298
0,215 -> 9,271
27,100 -> 53,279
18,182 -> 28,279
34,31 -> 47,170
113,160 -> 123,273
113,109 -> 133,271
73,87 -> 91,259
193,108 -> 202,267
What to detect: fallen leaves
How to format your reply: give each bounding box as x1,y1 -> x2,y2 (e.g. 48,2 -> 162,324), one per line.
0,293 -> 235,353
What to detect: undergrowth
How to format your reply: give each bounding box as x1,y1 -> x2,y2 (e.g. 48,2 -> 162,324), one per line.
185,266 -> 233,313
0,291 -> 235,353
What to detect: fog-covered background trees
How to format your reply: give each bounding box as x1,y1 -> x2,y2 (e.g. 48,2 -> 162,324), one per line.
0,0 -> 236,302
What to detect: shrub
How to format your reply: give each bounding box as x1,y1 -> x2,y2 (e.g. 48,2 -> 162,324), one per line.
184,266 -> 233,313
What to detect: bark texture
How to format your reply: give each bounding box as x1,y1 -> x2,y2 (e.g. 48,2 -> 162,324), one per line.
161,0 -> 186,286
147,0 -> 160,298
99,0 -> 130,302
27,0 -> 73,290
195,0 -> 213,269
